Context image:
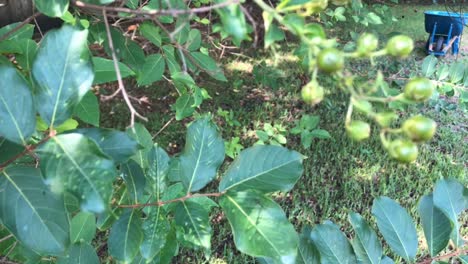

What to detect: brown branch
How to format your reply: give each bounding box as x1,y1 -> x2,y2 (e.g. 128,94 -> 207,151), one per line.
72,0 -> 239,17
102,9 -> 148,127
119,192 -> 225,208
0,134 -> 53,172
0,12 -> 41,42
417,248 -> 468,264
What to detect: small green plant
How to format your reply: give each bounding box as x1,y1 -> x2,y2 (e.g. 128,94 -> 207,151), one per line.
256,122 -> 288,146
217,107 -> 241,127
224,136 -> 244,159
291,115 -> 331,149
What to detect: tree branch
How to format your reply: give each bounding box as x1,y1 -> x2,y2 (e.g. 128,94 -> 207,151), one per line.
417,247 -> 468,264
119,192 -> 225,208
102,9 -> 148,127
0,133 -> 53,172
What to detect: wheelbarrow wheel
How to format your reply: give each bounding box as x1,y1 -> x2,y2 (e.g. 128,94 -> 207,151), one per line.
435,36 -> 445,52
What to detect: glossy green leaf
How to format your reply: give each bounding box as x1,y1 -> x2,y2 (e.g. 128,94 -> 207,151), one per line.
0,137 -> 23,163
174,94 -> 195,120
37,133 -> 117,213
380,256 -> 395,264
418,194 -> 452,256
73,128 -> 139,163
122,41 -> 146,74
96,185 -> 128,231
108,210 -> 143,263
127,123 -> 153,169
34,0 -> 69,17
0,64 -> 35,145
140,22 -> 162,47
147,145 -> 170,199
58,243 -> 99,264
459,255 -> 468,264
151,227 -> 178,264
137,54 -> 166,86
122,160 -> 147,204
219,145 -> 303,193
32,25 -> 94,128
372,196 -> 418,261
0,23 -> 35,40
103,27 -> 127,59
140,207 -> 170,262
162,45 -> 181,74
265,23 -> 285,48
174,198 -> 214,254
178,117 -> 225,192
70,212 -> 96,244
297,226 -> 320,264
220,191 -> 298,263
74,91 -> 100,127
310,221 -> 357,264
0,166 -> 69,255
348,212 -> 382,264
190,52 -> 227,81
15,39 -> 38,72
186,29 -> 202,51
433,178 -> 466,247
92,57 -> 135,85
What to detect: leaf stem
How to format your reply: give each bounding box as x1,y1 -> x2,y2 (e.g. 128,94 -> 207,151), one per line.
118,191 -> 225,208
0,134 -> 53,172
417,247 -> 468,264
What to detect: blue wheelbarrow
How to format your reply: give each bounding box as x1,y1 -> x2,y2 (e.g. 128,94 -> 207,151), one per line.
425,11 -> 468,56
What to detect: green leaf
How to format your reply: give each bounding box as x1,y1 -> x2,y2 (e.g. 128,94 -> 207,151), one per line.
74,91 -> 100,127
219,145 -> 303,193
186,29 -> 202,51
73,128 -> 139,163
173,94 -> 195,120
366,12 -> 383,24
190,52 -> 227,82
32,25 -> 94,128
459,256 -> 468,264
122,160 -> 147,204
297,226 -> 320,264
122,41 -> 146,74
418,194 -> 452,256
0,166 -> 69,255
58,243 -> 99,264
70,212 -> 96,244
162,45 -> 181,74
96,185 -> 128,231
178,117 -> 225,192
137,54 -> 166,86
151,227 -> 178,264
310,129 -> 331,139
421,55 -> 438,77
147,145 -> 170,200
34,0 -> 69,17
348,212 -> 382,264
380,256 -> 395,264
0,137 -> 23,163
127,123 -> 153,169
37,133 -> 117,213
372,196 -> 418,261
433,178 -> 466,247
92,57 -> 135,85
0,64 -> 35,145
15,39 -> 38,72
140,22 -> 162,47
265,23 -> 285,48
108,210 -> 143,263
140,207 -> 170,262
449,62 -> 465,83
174,199 -> 214,254
310,221 -> 357,264
220,191 -> 298,262
103,27 -> 127,60
0,23 -> 35,40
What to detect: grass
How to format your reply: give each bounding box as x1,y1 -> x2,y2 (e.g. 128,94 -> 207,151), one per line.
102,3 -> 467,264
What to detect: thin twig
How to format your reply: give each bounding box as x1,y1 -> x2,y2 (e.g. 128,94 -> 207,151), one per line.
0,234 -> 13,243
102,9 -> 148,127
0,134 -> 53,172
73,0 -> 239,17
417,248 -> 468,264
119,192 -> 225,208
152,117 -> 175,139
240,5 -> 258,48
0,12 -> 41,42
